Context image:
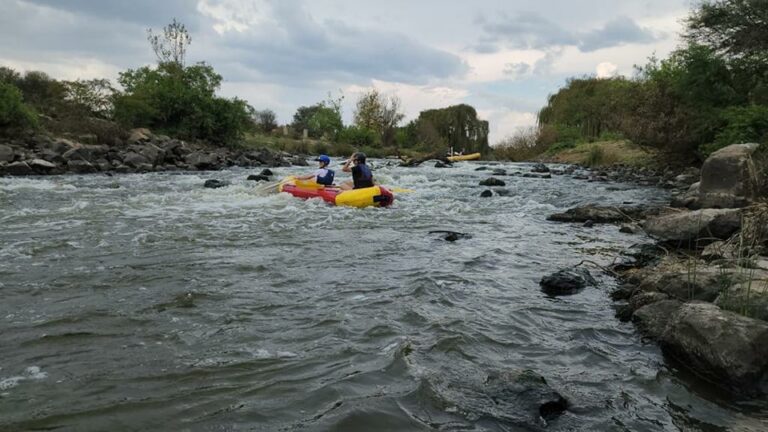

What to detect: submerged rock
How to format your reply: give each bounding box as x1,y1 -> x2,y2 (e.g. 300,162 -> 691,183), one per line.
531,163 -> 550,173
480,177 -> 506,187
429,230 -> 472,242
480,189 -> 493,198
204,179 -> 230,189
547,205 -> 651,224
247,174 -> 270,182
419,368 -> 568,427
540,267 -> 596,296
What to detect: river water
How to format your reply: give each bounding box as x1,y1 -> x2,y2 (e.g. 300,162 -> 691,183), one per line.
1,161 -> 766,431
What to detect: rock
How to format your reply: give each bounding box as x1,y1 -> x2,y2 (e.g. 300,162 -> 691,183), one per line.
540,267 -> 596,296
28,158 -> 56,172
619,224 -> 638,234
434,161 -> 450,168
204,179 -> 230,189
67,160 -> 98,174
185,152 -> 219,170
49,138 -> 78,155
631,299 -> 683,339
642,209 -> 742,245
259,168 -> 274,177
610,283 -> 637,301
547,205 -> 651,224
290,155 -> 309,166
494,188 -> 511,197
127,128 -> 153,145
699,143 -> 764,208
422,368 -> 568,426
531,163 -> 550,173
123,152 -> 151,169
671,182 -> 701,209
637,269 -> 737,302
616,291 -> 670,322
474,166 -> 488,171
247,174 -> 270,182
701,241 -> 740,261
583,220 -> 595,228
660,302 -> 768,396
132,142 -> 165,166
716,280 -> 768,321
0,144 -> 14,162
491,168 -> 507,176
479,177 -> 505,187
522,173 -> 552,179
480,189 -> 493,198
5,161 -> 33,175
429,230 -> 472,242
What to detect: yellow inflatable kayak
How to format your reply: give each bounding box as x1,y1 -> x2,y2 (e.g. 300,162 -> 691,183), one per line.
447,152 -> 481,162
278,177 -> 394,208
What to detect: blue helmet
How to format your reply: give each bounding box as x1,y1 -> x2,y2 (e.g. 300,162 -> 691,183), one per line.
315,154 -> 331,165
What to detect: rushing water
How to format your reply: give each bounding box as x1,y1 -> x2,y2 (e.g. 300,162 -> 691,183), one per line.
1,161 -> 767,432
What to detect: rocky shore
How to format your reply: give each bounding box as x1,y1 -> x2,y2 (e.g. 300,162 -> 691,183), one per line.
0,128 -> 306,176
546,143 -> 768,398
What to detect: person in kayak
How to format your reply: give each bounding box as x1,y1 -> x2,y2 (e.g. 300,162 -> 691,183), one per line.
340,152 -> 374,190
296,154 -> 335,186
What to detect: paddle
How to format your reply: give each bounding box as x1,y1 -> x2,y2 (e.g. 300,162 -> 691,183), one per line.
390,187 -> 415,193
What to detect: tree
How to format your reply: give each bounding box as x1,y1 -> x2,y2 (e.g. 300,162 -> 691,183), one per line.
412,104 -> 490,154
292,92 -> 345,139
253,109 -> 277,133
686,0 -> 768,65
63,79 -> 116,119
0,82 -> 38,131
353,88 -> 405,146
147,18 -> 192,66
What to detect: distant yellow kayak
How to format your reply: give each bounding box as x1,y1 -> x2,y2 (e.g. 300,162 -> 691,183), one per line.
447,152 -> 481,162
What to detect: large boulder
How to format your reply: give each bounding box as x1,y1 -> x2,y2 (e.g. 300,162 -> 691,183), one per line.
122,152 -> 151,169
615,291 -> 670,321
0,144 -> 15,162
185,152 -> 219,170
699,143 -> 764,208
659,302 -> 768,396
127,128 -> 153,145
648,271 -> 735,302
67,159 -> 98,174
130,143 -> 166,166
540,267 -> 596,296
642,209 -> 742,245
631,299 -> 683,339
716,280 -> 768,321
547,205 -> 652,224
28,158 -> 57,173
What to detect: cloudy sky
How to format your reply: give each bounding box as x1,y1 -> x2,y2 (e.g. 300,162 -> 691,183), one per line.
0,0 -> 693,143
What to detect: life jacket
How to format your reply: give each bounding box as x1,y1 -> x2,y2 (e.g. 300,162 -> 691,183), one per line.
317,168 -> 335,185
352,164 -> 374,189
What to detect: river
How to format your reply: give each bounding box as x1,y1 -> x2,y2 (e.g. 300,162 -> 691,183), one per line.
1,161 -> 766,431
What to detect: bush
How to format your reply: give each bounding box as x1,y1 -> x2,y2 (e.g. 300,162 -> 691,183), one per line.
702,105 -> 768,156
113,62 -> 252,146
0,82 -> 38,131
338,126 -> 377,147
493,127 -> 548,161
328,142 -> 355,157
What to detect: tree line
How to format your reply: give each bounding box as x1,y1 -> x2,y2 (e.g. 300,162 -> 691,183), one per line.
0,19 -> 490,157
498,0 -> 768,163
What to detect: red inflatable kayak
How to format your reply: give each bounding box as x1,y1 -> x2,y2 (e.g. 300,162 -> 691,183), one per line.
279,177 -> 394,208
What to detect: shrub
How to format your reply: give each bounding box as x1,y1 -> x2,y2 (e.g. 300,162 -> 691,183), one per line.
586,145 -> 605,166
701,105 -> 768,156
338,126 -> 377,147
0,82 -> 38,131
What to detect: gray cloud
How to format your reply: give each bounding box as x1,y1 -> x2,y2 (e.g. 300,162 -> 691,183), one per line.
208,1 -> 468,85
477,12 -> 657,52
19,0 -> 200,28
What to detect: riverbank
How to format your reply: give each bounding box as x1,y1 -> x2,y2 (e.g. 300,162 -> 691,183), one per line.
545,143 -> 768,399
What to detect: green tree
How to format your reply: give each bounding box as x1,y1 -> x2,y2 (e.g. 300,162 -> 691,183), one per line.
353,88 -> 405,147
63,78 -> 116,119
0,82 -> 38,131
253,109 -> 277,133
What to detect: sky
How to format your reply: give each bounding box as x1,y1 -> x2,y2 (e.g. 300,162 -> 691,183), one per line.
0,0 -> 694,144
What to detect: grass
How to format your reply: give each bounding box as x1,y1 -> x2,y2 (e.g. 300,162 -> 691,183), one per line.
544,140 -> 657,168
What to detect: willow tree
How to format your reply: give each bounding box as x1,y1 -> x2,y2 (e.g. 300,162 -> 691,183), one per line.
414,104 -> 490,154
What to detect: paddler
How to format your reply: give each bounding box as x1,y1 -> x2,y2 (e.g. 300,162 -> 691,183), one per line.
296,154 -> 335,185
339,152 -> 374,190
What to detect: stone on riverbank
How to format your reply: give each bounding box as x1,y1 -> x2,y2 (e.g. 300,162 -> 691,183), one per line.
0,144 -> 15,163
642,209 -> 742,245
5,161 -> 33,176
540,267 -> 596,296
699,143 -> 765,209
631,299 -> 683,338
659,302 -> 768,397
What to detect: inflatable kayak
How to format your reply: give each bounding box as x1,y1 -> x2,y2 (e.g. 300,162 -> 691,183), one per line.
447,152 -> 481,162
278,177 -> 394,208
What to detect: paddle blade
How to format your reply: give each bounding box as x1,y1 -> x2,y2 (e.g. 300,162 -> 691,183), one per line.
391,187 -> 415,193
